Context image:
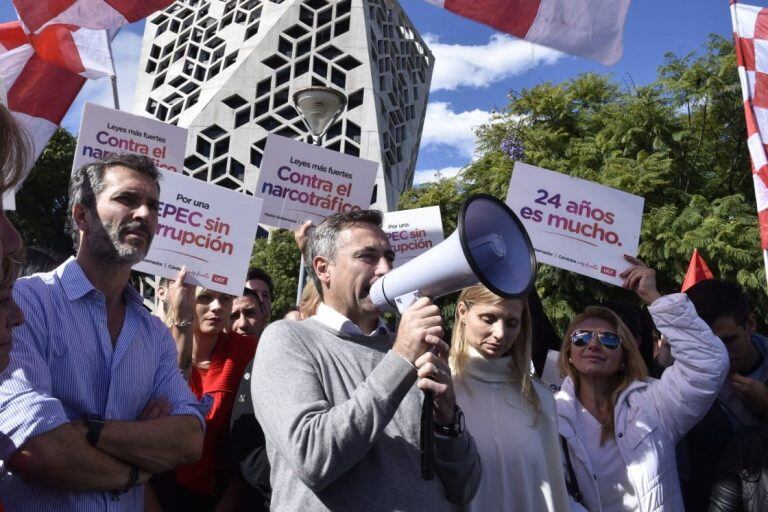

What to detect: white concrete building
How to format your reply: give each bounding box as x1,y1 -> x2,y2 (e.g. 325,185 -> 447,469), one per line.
133,0 -> 433,212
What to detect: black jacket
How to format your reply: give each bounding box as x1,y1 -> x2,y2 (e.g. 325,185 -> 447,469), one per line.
229,360 -> 271,512
709,425 -> 768,512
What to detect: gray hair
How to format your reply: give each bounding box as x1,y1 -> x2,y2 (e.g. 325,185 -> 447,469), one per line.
67,154 -> 161,250
305,210 -> 383,296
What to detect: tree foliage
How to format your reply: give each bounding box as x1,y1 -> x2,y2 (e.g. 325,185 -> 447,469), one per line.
10,128 -> 76,258
250,229 -> 302,320
400,35 -> 765,332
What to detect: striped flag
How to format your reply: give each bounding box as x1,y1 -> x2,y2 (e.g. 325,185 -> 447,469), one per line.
0,21 -> 86,170
9,0 -> 175,79
0,0 -> 175,186
730,1 -> 768,287
12,0 -> 175,31
423,0 -> 632,66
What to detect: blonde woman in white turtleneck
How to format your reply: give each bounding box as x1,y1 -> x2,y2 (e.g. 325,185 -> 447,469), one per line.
450,284 -> 573,512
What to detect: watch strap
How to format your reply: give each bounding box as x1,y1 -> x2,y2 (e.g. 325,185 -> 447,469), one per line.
86,415 -> 105,446
110,465 -> 140,501
433,405 -> 465,437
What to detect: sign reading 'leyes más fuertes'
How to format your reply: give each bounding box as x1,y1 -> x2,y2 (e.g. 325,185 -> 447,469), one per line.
74,103 -> 262,295
255,134 -> 378,229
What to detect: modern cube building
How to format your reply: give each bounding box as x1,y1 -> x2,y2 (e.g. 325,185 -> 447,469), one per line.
133,0 -> 433,212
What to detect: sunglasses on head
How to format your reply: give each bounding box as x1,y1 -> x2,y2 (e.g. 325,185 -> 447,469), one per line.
570,329 -> 622,350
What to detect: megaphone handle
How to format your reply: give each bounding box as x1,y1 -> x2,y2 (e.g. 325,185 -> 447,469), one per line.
420,390 -> 434,480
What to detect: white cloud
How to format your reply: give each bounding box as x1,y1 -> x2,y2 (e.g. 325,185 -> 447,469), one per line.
62,29 -> 144,133
421,101 -> 491,159
425,34 -> 564,92
413,166 -> 463,186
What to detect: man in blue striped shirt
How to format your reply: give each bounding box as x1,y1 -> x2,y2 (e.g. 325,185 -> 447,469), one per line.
0,154 -> 205,511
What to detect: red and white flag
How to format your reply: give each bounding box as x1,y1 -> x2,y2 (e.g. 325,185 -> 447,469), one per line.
730,1 -> 768,287
0,21 -> 86,168
10,0 -> 174,79
0,0 -> 175,185
26,25 -> 114,79
12,0 -> 175,31
423,0 -> 631,66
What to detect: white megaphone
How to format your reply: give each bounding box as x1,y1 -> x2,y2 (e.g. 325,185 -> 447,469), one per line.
370,194 -> 536,313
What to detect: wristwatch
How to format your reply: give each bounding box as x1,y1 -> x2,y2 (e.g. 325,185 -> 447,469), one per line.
85,415 -> 105,446
433,405 -> 465,437
171,318 -> 193,329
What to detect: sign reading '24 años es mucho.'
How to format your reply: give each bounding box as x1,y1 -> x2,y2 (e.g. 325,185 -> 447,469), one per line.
506,162 -> 644,286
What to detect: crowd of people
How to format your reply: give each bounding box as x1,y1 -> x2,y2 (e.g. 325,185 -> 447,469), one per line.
0,101 -> 767,512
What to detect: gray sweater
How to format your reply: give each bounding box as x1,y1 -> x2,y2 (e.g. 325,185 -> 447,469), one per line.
250,318 -> 481,511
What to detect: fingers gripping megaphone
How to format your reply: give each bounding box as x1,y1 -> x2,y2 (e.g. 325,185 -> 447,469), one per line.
370,194 -> 537,313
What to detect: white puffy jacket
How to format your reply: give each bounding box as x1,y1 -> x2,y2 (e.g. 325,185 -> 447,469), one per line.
556,293 -> 729,512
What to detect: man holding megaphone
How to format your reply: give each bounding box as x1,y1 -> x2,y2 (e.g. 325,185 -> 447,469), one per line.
250,210 -> 481,511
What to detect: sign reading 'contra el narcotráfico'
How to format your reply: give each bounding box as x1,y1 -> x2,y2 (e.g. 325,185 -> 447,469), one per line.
255,134 -> 378,229
73,102 -> 187,174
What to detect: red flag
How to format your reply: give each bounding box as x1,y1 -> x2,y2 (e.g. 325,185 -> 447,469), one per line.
0,0 -> 176,185
730,2 -> 768,288
0,21 -> 86,171
9,0 -> 175,79
681,249 -> 715,292
12,0 -> 175,32
423,0 -> 631,66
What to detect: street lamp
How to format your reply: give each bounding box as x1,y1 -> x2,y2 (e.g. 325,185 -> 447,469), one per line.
292,86 -> 347,146
292,86 -> 348,307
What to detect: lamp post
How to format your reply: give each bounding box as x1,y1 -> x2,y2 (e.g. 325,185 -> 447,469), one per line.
293,86 -> 347,146
292,86 -> 347,306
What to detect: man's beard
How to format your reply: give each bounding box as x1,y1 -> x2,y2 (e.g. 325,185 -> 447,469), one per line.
86,214 -> 153,267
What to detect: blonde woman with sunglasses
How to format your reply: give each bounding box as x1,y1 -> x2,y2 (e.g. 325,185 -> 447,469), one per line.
556,256 -> 729,512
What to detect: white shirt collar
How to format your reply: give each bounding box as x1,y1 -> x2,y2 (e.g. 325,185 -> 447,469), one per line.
313,303 -> 389,336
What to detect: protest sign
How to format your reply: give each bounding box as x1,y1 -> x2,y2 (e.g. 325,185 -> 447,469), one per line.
506,162 -> 644,286
72,103 -> 261,294
73,102 -> 187,173
133,170 -> 263,295
382,206 -> 444,268
255,134 -> 378,229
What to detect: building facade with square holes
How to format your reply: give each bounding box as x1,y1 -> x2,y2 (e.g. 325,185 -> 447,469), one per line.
133,0 -> 434,218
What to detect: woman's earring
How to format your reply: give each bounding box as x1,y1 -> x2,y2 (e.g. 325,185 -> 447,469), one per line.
568,357 -> 573,363
620,363 -> 626,371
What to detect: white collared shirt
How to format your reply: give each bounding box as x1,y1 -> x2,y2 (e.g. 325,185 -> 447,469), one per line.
313,303 -> 389,336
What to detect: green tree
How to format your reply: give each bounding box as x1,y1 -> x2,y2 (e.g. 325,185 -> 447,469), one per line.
401,35 -> 764,332
10,128 -> 76,258
250,229 -> 302,320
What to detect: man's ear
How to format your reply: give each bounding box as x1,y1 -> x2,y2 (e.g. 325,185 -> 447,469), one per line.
746,312 -> 757,335
72,203 -> 90,233
313,255 -> 332,288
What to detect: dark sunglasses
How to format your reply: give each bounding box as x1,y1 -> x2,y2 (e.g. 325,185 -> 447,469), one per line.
570,329 -> 622,350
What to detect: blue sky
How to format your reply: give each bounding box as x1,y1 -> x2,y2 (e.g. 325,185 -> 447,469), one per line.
0,1 -> 734,184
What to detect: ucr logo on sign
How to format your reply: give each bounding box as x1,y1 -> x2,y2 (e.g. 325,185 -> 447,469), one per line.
212,274 -> 228,285
600,266 -> 616,277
